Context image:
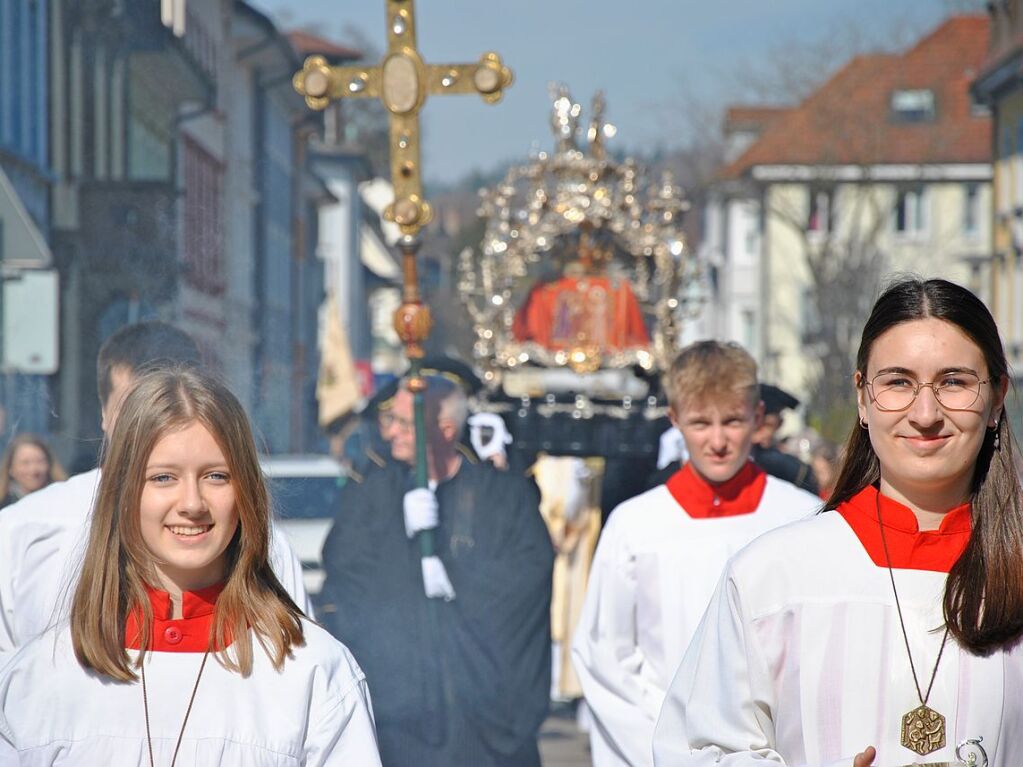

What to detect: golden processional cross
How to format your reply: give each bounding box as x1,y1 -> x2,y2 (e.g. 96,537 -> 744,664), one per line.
294,1 -> 512,236
293,0 -> 512,569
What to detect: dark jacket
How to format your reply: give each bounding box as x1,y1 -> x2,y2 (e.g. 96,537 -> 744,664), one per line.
320,458 -> 554,767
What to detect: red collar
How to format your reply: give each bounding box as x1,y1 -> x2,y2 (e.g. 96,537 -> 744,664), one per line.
665,461 -> 767,519
126,582 -> 228,652
837,485 -> 971,572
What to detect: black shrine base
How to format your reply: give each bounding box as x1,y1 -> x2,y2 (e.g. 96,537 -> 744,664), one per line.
501,406 -> 668,459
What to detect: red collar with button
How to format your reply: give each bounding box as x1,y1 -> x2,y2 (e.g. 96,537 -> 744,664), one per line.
665,460 -> 767,519
837,484 -> 972,573
125,582 -> 229,652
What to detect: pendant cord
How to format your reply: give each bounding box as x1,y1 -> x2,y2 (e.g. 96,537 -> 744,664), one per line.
142,649 -> 211,767
876,493 -> 950,706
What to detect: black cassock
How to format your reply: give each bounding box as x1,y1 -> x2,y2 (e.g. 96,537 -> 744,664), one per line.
320,457 -> 554,767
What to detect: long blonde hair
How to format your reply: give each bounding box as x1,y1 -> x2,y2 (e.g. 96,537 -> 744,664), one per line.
70,367 -> 304,681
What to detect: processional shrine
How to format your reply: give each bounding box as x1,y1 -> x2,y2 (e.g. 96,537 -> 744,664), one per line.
462,85 -> 701,698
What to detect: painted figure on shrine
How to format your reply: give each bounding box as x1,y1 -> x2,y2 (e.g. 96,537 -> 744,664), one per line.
512,234 -> 649,353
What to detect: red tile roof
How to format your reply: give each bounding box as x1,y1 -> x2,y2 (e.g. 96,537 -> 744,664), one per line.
720,16 -> 991,180
287,30 -> 362,63
724,106 -> 790,133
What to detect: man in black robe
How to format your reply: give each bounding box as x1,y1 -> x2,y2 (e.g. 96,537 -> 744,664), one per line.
749,383 -> 818,495
320,375 -> 554,767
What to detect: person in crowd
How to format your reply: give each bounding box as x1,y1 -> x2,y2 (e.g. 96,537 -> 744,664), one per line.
572,341 -> 821,767
0,321 -> 310,656
0,367 -> 381,765
653,278 -> 1023,766
0,434 -> 66,509
749,383 -> 819,494
320,374 -> 554,767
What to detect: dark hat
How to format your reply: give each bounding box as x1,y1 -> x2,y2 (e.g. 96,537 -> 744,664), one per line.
417,355 -> 483,396
362,376 -> 400,417
760,383 -> 799,415
359,356 -> 483,418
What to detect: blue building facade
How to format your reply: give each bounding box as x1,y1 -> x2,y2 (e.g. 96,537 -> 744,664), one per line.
0,0 -> 49,225
253,84 -> 297,452
0,0 -> 53,438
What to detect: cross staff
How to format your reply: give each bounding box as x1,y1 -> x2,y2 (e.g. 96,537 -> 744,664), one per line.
293,1 -> 512,235
293,0 -> 512,591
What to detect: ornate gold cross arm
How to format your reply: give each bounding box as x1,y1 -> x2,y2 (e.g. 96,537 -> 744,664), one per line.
292,0 -> 512,236
426,54 -> 514,103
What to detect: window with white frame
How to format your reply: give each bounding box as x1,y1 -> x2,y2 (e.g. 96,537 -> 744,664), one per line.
741,308 -> 755,351
807,188 -> 834,234
743,202 -> 759,256
800,286 -> 820,344
893,186 -> 927,236
182,136 -> 225,295
963,183 -> 980,236
890,89 -> 936,124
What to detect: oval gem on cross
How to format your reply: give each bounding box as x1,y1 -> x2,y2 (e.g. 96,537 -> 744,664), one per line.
382,53 -> 421,114
393,198 -> 421,226
304,69 -> 329,99
473,65 -> 500,94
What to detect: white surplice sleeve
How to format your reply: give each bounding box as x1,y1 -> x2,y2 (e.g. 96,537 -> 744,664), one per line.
572,513 -> 663,767
269,523 -> 315,619
304,677 -> 383,766
0,738 -> 16,767
0,712 -> 16,767
652,566 -> 784,766
0,517 -> 21,657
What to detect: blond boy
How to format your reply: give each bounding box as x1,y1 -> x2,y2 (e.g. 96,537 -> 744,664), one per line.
572,341 -> 821,767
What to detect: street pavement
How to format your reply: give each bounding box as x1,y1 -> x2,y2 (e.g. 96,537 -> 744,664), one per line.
539,704 -> 591,767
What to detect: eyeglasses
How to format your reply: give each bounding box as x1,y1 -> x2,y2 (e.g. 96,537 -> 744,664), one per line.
865,371 -> 990,412
379,412 -> 415,432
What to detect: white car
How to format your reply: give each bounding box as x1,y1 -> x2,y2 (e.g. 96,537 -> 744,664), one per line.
261,454 -> 346,597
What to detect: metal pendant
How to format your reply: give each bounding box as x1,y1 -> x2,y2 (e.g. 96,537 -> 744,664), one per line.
956,737 -> 989,767
901,704 -> 946,755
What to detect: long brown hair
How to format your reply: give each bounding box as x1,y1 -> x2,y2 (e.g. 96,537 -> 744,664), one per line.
70,367 -> 304,681
826,278 -> 1023,654
0,433 -> 67,501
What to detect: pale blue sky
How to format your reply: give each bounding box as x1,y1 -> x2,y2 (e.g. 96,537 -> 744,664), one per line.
254,1 -> 980,184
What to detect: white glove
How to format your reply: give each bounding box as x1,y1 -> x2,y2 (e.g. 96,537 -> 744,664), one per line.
562,458 -> 590,522
421,555 -> 456,601
403,488 -> 439,538
657,426 -> 688,469
468,412 -> 513,461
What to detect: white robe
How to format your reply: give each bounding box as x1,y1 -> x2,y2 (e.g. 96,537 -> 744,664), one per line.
572,475 -> 821,767
652,511 -> 1023,767
0,619 -> 381,766
0,469 -> 312,657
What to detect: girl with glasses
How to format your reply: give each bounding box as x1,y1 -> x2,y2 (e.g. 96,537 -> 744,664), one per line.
0,368 -> 381,766
653,278 -> 1023,766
